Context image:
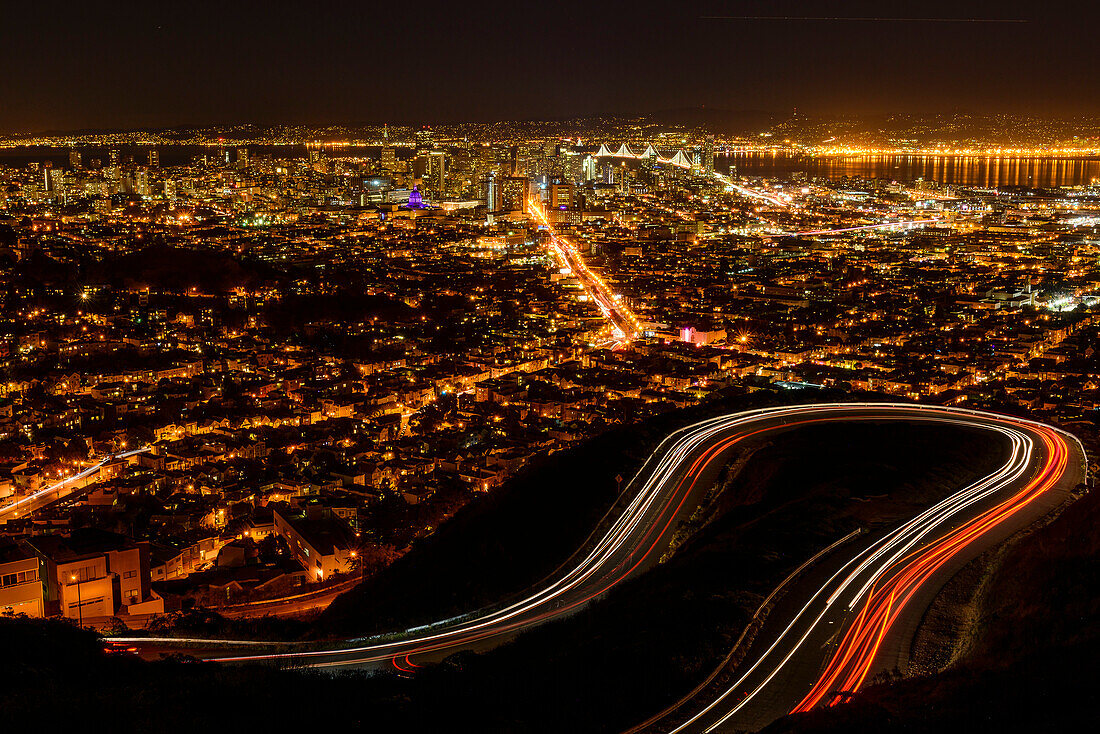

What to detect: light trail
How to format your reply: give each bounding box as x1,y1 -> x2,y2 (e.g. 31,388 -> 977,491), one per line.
115,403 -> 1081,701
528,197 -> 641,341
792,429 -> 1067,712
711,171 -> 790,207
663,413 -> 1080,733
0,447 -> 151,521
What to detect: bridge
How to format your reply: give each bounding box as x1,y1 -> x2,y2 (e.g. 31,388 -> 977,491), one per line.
593,143 -> 695,169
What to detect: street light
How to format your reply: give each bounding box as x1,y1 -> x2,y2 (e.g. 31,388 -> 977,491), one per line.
70,573 -> 82,627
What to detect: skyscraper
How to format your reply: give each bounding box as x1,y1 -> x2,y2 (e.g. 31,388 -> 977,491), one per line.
68,150 -> 81,169
237,148 -> 249,168
703,135 -> 715,175
148,149 -> 159,168
381,146 -> 396,172
500,176 -> 530,213
427,151 -> 446,196
582,154 -> 597,182
549,181 -> 574,210
134,168 -> 151,197
48,168 -> 64,197
484,173 -> 500,211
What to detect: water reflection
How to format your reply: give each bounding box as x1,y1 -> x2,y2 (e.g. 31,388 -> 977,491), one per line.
721,152 -> 1100,188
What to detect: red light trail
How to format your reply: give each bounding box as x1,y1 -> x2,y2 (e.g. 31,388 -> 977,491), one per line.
116,403 -> 1082,718
791,426 -> 1068,712
528,197 -> 641,343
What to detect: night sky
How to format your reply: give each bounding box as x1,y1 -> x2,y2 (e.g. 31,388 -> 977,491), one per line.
2,0 -> 1097,133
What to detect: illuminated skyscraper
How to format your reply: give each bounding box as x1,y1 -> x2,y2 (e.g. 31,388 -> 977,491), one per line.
703,135 -> 715,175
549,181 -> 574,210
582,154 -> 597,182
48,168 -> 64,198
381,146 -> 396,171
427,151 -> 445,195
68,150 -> 81,169
148,149 -> 159,168
237,147 -> 249,168
500,176 -> 530,212
134,168 -> 151,197
484,173 -> 500,211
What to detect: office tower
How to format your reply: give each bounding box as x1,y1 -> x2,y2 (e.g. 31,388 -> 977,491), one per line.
48,168 -> 64,199
381,146 -> 396,171
618,165 -> 631,193
483,173 -> 501,211
237,148 -> 249,168
500,176 -> 530,213
427,151 -> 445,195
582,155 -> 597,182
164,179 -> 177,201
109,149 -> 120,166
703,135 -> 715,175
549,181 -> 574,210
69,150 -> 81,169
134,168 -> 151,197
148,149 -> 159,168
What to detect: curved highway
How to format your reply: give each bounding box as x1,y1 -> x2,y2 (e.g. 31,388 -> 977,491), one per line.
117,404 -> 1084,731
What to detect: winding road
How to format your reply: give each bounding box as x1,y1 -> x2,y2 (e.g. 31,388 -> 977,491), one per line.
116,403 -> 1085,732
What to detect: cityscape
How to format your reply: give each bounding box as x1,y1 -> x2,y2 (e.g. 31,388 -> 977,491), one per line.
2,3 -> 1099,733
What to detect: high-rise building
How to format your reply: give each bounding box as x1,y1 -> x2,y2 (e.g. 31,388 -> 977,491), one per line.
427,151 -> 446,195
68,150 -> 81,169
164,179 -> 177,201
617,165 -> 631,193
237,148 -> 249,168
582,154 -> 597,182
134,168 -> 151,197
703,135 -> 715,175
109,149 -> 120,167
549,181 -> 574,210
381,146 -> 396,171
48,168 -> 64,199
500,176 -> 530,213
483,173 -> 500,211
147,149 -> 159,168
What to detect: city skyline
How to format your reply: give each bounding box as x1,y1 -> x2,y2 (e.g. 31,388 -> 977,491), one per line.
3,3 -> 1100,733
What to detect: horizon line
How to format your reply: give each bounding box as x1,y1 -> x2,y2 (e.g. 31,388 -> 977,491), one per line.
700,16 -> 1030,24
